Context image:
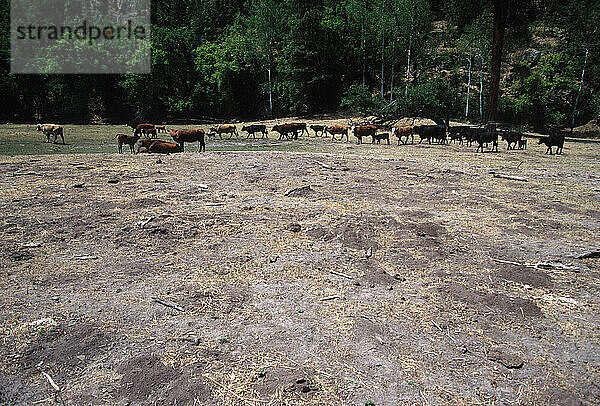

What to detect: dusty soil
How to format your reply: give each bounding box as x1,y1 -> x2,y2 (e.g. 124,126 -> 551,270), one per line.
0,123 -> 599,405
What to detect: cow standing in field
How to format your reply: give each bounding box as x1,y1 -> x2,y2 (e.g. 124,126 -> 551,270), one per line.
290,123 -> 309,137
392,126 -> 414,145
134,124 -> 155,138
413,125 -> 446,144
372,132 -> 390,145
462,127 -> 485,147
310,125 -> 327,137
209,124 -> 238,139
242,125 -> 269,139
448,126 -> 469,144
475,132 -> 499,153
518,139 -> 528,150
115,134 -> 141,154
351,125 -> 377,145
538,133 -> 565,155
170,129 -> 206,152
501,131 -> 523,150
156,125 -> 167,134
272,124 -> 299,140
36,124 -> 65,144
325,125 -> 350,142
142,128 -> 158,139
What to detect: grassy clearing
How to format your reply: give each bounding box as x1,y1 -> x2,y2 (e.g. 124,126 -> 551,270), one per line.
0,124 -> 323,156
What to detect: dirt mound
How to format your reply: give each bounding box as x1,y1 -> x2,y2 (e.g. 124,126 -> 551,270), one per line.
493,264 -> 553,288
572,119 -> 600,138
125,197 -> 165,209
441,283 -> 543,318
20,322 -> 109,374
0,375 -> 44,405
406,221 -> 447,238
307,214 -> 399,251
117,355 -> 209,404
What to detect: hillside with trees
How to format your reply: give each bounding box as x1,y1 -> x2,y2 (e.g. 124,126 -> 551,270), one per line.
0,0 -> 598,134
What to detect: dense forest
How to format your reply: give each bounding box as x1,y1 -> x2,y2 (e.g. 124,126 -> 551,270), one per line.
0,0 -> 599,132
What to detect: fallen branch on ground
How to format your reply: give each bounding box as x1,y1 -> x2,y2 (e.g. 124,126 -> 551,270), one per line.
319,295 -> 341,302
329,270 -> 353,279
284,185 -> 313,197
577,251 -> 600,259
152,297 -> 184,312
315,161 -> 335,170
492,174 -> 528,182
41,372 -> 60,392
12,171 -> 39,176
73,255 -> 98,261
491,258 -> 579,272
138,217 -> 155,229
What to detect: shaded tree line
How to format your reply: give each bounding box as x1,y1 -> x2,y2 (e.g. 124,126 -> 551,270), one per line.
0,0 -> 599,132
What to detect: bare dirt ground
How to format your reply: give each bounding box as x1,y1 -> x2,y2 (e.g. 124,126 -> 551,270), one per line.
1,122 -> 599,405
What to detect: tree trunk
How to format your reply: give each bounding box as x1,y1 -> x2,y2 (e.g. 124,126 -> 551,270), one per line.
486,0 -> 508,123
390,39 -> 395,101
479,54 -> 484,122
571,48 -> 589,133
466,55 -> 472,118
267,53 -> 273,118
405,34 -> 412,97
361,22 -> 366,87
381,34 -> 385,98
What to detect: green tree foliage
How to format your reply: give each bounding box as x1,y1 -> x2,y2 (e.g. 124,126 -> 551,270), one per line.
0,0 -> 598,133
501,51 -> 577,131
390,77 -> 452,120
340,83 -> 383,114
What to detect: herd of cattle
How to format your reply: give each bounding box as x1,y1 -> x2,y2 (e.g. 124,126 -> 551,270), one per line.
35,119 -> 567,155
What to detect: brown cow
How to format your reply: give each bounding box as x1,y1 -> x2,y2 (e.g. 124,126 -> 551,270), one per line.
134,124 -> 155,137
290,123 -> 309,137
138,138 -> 155,151
325,125 -> 349,142
148,140 -> 184,154
209,124 -> 238,139
142,128 -> 158,138
156,125 -> 167,133
392,126 -> 414,145
272,124 -> 299,140
170,129 -> 206,152
115,134 -> 140,154
351,125 -> 377,145
36,124 -> 65,144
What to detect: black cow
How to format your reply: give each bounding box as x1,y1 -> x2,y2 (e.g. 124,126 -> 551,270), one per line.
310,125 -> 327,137
538,134 -> 565,155
462,127 -> 485,147
414,125 -> 446,144
501,131 -> 523,150
372,133 -> 390,145
449,126 -> 469,144
475,132 -> 499,153
242,125 -> 268,139
518,139 -> 527,150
